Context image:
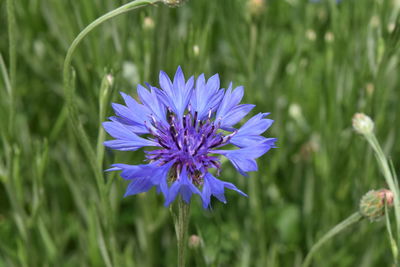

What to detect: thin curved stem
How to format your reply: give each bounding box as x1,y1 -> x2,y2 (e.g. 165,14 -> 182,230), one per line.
62,0 -> 160,194
63,0 -> 160,113
6,0 -> 16,138
366,133 -> 400,245
61,2 -> 161,264
302,212 -> 363,267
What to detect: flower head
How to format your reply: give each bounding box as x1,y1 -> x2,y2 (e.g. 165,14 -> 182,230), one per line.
104,67 -> 276,208
162,0 -> 187,7
352,113 -> 374,135
359,189 -> 394,221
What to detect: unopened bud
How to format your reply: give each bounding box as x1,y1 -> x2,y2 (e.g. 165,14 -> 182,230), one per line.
248,0 -> 266,16
365,83 -> 374,96
370,16 -> 380,28
324,32 -> 334,43
193,45 -> 200,56
163,0 -> 187,7
352,113 -> 374,135
143,17 -> 155,30
306,29 -> 316,41
188,235 -> 202,249
360,189 -> 394,221
106,74 -> 114,86
388,22 -> 396,33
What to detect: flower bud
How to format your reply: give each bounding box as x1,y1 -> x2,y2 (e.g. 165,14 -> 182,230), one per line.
352,113 -> 374,135
388,22 -> 396,33
324,32 -> 334,43
106,74 -> 114,87
359,189 -> 394,221
143,17 -> 155,30
188,235 -> 202,249
193,45 -> 200,56
248,0 -> 266,17
162,0 -> 187,7
306,29 -> 316,41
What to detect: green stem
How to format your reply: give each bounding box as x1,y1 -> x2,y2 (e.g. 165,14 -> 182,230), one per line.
176,199 -> 190,267
302,212 -> 363,267
62,0 -> 161,186
365,133 -> 400,245
6,0 -> 16,138
61,1 -> 161,264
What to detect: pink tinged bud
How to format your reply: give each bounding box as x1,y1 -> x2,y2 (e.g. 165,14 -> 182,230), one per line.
188,235 -> 202,249
378,189 -> 394,206
359,189 -> 394,221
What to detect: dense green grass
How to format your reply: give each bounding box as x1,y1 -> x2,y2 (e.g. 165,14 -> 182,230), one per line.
1,0 -> 400,266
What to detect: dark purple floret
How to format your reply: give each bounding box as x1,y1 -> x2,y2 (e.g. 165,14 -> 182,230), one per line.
103,66 -> 276,208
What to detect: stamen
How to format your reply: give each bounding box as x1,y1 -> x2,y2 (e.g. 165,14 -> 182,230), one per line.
169,124 -> 176,135
193,111 -> 198,128
183,115 -> 186,128
157,138 -> 170,149
193,134 -> 206,155
210,135 -> 223,148
183,136 -> 189,152
151,115 -> 157,124
206,124 -> 215,138
222,130 -> 237,144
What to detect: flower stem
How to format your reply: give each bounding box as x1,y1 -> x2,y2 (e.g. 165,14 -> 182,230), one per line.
176,199 -> 191,267
302,212 -> 363,267
6,0 -> 16,139
365,133 -> 400,245
63,0 -> 161,184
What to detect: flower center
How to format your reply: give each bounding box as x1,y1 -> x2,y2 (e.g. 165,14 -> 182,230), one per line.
145,109 -> 233,184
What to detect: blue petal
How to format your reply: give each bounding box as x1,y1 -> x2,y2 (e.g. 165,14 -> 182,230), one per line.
172,67 -> 194,118
124,177 -> 154,196
219,104 -> 255,130
103,121 -> 158,151
190,74 -> 224,120
151,161 -> 175,197
157,67 -> 194,119
137,84 -> 166,123
216,85 -> 254,129
164,167 -> 201,206
201,173 -> 247,209
106,163 -> 148,180
109,116 -> 148,135
107,161 -> 174,198
111,103 -> 136,125
230,113 -> 274,147
116,92 -> 152,132
159,70 -> 174,97
214,139 -> 276,176
216,84 -> 243,119
173,66 -> 186,98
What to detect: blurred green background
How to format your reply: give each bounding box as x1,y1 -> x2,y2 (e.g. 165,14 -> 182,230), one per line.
1,0 -> 400,266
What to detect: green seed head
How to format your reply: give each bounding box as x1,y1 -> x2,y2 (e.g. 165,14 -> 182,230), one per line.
359,189 -> 394,221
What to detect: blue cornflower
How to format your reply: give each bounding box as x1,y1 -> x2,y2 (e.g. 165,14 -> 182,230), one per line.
103,67 -> 276,208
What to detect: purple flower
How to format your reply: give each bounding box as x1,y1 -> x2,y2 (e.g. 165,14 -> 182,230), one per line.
104,67 -> 276,208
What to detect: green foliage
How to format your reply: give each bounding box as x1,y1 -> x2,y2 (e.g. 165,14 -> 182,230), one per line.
1,0 -> 400,266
